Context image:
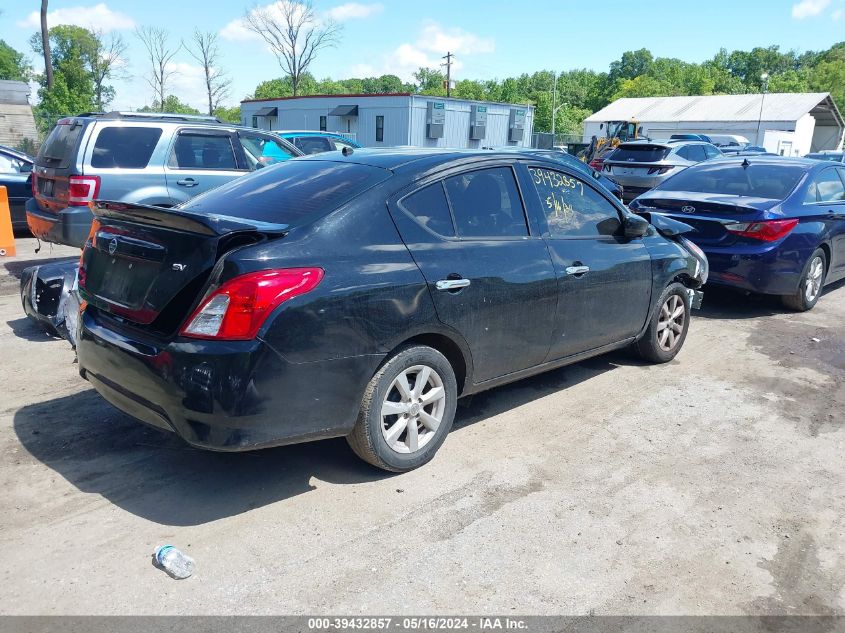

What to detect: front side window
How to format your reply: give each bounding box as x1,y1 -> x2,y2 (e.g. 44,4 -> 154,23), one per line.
444,167 -> 528,238
239,132 -> 295,170
91,127 -> 163,169
169,133 -> 237,170
806,168 -> 845,203
400,183 -> 454,237
376,116 -> 384,143
527,166 -> 621,238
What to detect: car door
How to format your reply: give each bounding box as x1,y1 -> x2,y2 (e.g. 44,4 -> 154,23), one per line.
164,128 -> 243,204
807,167 -> 845,279
389,165 -> 558,384
520,163 -> 653,359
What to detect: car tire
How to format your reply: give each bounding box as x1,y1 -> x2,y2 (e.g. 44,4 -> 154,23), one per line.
634,282 -> 691,364
782,248 -> 826,312
347,345 -> 458,473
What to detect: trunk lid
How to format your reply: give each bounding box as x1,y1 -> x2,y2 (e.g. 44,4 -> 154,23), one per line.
32,117 -> 91,212
635,193 -> 779,247
79,201 -> 288,331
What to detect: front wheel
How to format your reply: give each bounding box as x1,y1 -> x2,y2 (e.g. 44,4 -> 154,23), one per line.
347,345 -> 458,472
634,283 -> 691,364
782,248 -> 826,312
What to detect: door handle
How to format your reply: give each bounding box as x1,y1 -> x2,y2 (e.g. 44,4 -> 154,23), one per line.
176,178 -> 198,187
435,278 -> 471,291
565,265 -> 590,276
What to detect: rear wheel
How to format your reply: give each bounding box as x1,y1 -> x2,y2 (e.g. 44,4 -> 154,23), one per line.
782,248 -> 826,312
347,345 -> 457,472
634,283 -> 691,364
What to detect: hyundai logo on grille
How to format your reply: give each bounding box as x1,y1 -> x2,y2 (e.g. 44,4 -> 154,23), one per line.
681,205 -> 696,214
108,237 -> 118,256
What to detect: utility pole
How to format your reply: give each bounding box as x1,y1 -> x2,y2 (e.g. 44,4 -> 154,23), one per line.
756,72 -> 770,146
441,51 -> 454,97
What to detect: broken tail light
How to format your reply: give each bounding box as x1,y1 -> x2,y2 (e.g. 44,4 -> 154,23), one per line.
181,268 -> 324,340
68,175 -> 101,206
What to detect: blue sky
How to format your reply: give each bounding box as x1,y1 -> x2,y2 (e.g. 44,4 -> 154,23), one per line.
2,0 -> 844,111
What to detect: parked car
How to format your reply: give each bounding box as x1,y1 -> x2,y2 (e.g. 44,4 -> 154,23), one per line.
272,130 -> 361,155
0,144 -> 33,232
75,149 -> 706,472
721,145 -> 767,155
629,156 -> 845,311
603,140 -> 723,202
805,151 -> 845,163
708,134 -> 750,149
27,111 -> 302,248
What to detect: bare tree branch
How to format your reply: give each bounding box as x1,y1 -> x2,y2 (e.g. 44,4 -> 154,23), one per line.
135,26 -> 181,111
185,30 -> 232,116
242,0 -> 341,97
90,30 -> 128,111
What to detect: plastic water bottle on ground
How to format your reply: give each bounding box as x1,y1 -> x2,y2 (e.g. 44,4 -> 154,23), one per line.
154,545 -> 195,579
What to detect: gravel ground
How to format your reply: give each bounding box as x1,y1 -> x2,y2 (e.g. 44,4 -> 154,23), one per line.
1,238 -> 843,615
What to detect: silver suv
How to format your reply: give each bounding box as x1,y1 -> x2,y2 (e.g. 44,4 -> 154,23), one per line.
27,112 -> 302,247
603,140 -> 722,203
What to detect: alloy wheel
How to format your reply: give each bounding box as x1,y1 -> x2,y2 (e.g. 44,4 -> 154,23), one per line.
657,294 -> 686,352
381,365 -> 447,454
804,256 -> 824,303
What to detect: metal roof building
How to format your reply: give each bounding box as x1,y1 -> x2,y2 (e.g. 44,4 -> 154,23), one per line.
583,93 -> 843,155
241,93 -> 535,149
0,80 -> 38,148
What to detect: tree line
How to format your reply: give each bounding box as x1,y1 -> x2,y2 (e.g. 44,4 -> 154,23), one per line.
1,2 -> 843,146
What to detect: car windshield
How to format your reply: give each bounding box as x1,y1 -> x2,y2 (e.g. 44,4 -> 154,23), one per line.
179,159 -> 391,225
610,145 -> 671,162
654,162 -> 807,199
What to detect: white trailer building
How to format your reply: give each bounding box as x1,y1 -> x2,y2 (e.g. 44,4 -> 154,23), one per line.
583,93 -> 843,156
240,93 -> 535,149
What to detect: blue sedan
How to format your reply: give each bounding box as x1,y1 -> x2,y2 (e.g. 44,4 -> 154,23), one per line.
629,157 -> 845,311
0,145 -> 33,231
272,130 -> 362,155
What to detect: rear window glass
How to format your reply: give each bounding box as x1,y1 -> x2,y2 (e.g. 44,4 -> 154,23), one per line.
610,145 -> 670,163
179,160 -> 391,225
655,162 -> 806,199
37,120 -> 86,169
444,167 -> 528,238
169,133 -> 237,170
91,127 -> 162,168
294,136 -> 334,154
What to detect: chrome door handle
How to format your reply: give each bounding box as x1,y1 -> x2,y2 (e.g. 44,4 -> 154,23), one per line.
435,278 -> 471,291
176,178 -> 198,187
565,265 -> 590,276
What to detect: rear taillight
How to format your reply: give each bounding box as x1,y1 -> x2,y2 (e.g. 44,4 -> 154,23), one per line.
181,268 -> 324,340
725,218 -> 799,242
68,175 -> 101,206
589,159 -> 604,170
647,166 -> 674,175
31,173 -> 37,197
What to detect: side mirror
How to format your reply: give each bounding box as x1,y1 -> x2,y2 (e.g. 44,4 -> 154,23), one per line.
624,213 -> 650,239
20,162 -> 33,173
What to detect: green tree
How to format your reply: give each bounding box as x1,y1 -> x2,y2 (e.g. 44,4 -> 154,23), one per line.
413,67 -> 445,94
138,95 -> 201,114
31,25 -> 99,118
214,104 -> 241,123
0,40 -> 30,81
809,60 -> 845,115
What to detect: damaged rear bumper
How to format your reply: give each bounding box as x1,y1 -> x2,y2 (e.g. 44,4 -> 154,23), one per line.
20,260 -> 82,344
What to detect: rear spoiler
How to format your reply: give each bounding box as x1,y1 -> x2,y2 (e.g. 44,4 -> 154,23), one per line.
91,201 -> 290,237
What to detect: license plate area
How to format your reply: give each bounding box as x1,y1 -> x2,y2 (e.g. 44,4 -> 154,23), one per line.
85,255 -> 159,309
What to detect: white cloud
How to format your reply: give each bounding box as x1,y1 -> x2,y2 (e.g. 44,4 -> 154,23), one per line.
17,2 -> 135,32
326,2 -> 383,21
833,8 -> 844,19
791,0 -> 831,18
344,20 -> 490,83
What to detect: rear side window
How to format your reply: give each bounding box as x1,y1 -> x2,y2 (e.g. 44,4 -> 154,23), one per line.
91,127 -> 162,169
610,145 -> 671,163
179,160 -> 391,226
37,120 -> 86,168
704,145 -> 722,159
400,183 -> 454,237
294,136 -> 334,154
444,167 -> 528,238
169,133 -> 237,170
656,162 -> 806,200
805,168 -> 845,203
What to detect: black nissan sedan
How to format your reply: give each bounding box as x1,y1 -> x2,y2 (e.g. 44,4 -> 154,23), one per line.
76,149 -> 706,472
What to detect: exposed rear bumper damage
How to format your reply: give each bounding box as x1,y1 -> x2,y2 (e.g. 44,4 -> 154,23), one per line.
20,260 -> 82,345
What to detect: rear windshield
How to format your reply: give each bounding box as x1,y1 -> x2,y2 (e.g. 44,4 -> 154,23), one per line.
37,120 -> 86,169
806,153 -> 843,162
610,145 -> 670,163
655,162 -> 806,199
179,159 -> 391,225
91,127 -> 163,168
